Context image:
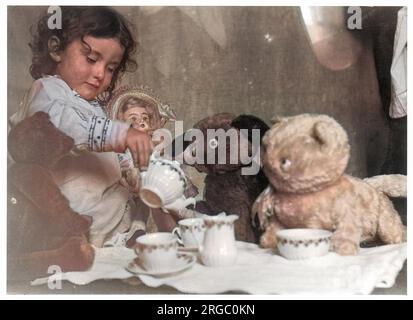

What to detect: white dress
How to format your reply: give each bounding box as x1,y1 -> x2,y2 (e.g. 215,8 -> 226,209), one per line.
10,76 -> 135,247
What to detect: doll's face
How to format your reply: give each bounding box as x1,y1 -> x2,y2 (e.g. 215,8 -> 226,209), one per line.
123,106 -> 151,132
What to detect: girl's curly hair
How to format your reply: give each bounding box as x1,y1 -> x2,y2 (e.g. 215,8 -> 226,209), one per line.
29,6 -> 138,102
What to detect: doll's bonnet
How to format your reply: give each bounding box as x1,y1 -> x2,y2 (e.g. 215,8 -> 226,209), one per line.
106,85 -> 177,129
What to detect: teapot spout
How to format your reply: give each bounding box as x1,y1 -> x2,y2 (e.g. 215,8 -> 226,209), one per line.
183,197 -> 196,208
163,196 -> 196,213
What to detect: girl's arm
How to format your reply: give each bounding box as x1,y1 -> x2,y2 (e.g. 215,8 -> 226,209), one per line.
29,96 -> 151,168
69,110 -> 152,168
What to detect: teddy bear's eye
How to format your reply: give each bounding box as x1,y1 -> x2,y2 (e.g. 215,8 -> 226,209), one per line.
209,138 -> 219,149
280,158 -> 291,171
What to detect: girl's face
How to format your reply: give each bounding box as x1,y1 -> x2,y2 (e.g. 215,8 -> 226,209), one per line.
54,36 -> 125,101
123,106 -> 151,132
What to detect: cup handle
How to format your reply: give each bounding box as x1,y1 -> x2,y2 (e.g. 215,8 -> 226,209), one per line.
172,227 -> 183,245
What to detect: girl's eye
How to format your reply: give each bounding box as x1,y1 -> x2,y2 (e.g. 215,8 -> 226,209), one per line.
86,57 -> 97,64
280,158 -> 291,171
107,67 -> 115,73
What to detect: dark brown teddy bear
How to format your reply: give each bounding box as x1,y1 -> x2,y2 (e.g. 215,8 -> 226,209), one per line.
174,113 -> 269,243
8,112 -> 95,280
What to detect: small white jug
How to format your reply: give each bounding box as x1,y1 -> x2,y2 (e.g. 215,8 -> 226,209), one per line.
200,214 -> 239,267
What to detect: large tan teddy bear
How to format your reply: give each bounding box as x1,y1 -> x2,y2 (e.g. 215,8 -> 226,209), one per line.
8,112 -> 95,280
252,114 -> 406,255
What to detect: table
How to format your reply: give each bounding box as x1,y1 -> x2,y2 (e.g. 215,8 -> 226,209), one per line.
7,261 -> 407,295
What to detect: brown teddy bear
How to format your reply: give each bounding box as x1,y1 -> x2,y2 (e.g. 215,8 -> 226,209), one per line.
8,112 -> 95,280
175,113 -> 269,243
252,114 -> 406,255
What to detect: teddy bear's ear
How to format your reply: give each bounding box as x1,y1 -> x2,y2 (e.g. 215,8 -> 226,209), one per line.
32,111 -> 51,126
270,116 -> 284,125
231,114 -> 269,143
313,120 -> 332,150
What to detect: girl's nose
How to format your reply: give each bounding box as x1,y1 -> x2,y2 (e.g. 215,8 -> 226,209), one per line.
93,63 -> 105,80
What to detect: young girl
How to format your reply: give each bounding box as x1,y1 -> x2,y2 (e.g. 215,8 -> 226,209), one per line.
10,6 -> 153,247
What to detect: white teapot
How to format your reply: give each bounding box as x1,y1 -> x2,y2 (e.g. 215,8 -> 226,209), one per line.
139,153 -> 196,213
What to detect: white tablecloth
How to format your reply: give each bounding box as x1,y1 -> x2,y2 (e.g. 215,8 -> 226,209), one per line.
31,242 -> 406,295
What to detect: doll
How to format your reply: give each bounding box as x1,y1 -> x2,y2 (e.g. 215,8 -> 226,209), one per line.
106,85 -> 177,195
106,86 -> 196,244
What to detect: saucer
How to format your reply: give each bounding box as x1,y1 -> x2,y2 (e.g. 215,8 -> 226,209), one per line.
126,253 -> 196,276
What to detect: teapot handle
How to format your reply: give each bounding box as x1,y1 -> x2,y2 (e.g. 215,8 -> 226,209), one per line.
140,151 -> 160,176
150,150 -> 161,161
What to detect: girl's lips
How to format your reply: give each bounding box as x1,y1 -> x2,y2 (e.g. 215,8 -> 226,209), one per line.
86,82 -> 99,89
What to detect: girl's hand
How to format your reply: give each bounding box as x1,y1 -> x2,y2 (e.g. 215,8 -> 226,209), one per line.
125,127 -> 153,169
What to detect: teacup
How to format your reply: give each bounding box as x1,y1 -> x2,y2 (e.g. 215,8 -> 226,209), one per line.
172,218 -> 205,249
139,154 -> 196,211
135,232 -> 178,272
276,228 -> 332,260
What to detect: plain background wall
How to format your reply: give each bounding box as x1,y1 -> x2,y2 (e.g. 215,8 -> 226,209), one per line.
8,6 -> 397,179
